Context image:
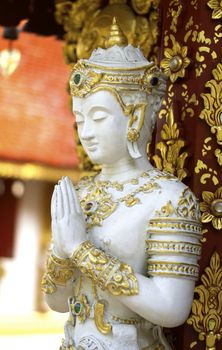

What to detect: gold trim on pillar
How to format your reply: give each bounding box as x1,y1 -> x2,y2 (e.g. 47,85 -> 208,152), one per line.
153,104 -> 188,180
200,61 -> 222,166
187,252 -> 222,349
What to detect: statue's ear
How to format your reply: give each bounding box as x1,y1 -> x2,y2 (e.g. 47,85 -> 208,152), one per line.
126,103 -> 147,159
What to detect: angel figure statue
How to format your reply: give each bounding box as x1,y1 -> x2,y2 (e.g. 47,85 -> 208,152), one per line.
42,19 -> 202,350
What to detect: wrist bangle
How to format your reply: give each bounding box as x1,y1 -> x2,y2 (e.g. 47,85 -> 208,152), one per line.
71,240 -> 139,296
41,251 -> 75,294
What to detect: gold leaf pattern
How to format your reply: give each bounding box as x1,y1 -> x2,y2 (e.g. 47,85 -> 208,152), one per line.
153,105 -> 188,180
161,35 -> 190,83
187,252 -> 222,349
200,61 -> 222,165
200,187 -> 222,230
208,0 -> 222,19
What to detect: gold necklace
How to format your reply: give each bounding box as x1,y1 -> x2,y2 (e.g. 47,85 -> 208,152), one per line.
79,169 -> 168,228
94,170 -> 151,191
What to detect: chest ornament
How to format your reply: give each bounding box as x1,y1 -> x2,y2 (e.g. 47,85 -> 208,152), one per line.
80,174 -> 161,228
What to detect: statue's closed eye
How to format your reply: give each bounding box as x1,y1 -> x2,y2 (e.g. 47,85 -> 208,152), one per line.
92,114 -> 107,121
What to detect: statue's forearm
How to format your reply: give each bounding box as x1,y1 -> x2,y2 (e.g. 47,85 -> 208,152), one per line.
70,240 -> 196,328
117,273 -> 195,327
71,240 -> 139,296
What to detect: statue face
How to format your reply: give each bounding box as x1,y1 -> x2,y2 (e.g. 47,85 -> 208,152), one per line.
72,90 -> 130,165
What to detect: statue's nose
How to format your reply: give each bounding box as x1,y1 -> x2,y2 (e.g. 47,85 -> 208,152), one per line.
79,119 -> 95,141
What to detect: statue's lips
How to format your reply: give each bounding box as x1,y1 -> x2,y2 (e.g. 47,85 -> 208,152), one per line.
85,143 -> 98,151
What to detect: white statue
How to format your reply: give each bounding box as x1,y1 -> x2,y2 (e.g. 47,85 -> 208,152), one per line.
42,19 -> 202,350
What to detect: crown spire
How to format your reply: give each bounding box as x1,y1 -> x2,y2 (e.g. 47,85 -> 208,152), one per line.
105,17 -> 128,49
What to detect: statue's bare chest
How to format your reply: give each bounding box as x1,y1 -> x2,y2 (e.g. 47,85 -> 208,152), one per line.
76,171 -> 165,271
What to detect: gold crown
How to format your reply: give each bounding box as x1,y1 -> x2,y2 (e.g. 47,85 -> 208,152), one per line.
70,61 -> 163,99
69,17 -> 166,106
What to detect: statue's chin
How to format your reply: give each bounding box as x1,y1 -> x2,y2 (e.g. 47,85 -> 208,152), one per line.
84,149 -> 104,165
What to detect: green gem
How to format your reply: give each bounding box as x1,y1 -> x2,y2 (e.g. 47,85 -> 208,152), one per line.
74,302 -> 81,314
74,73 -> 81,85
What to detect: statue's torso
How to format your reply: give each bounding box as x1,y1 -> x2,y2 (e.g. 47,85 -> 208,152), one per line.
59,169 -> 200,350
64,169 -> 184,350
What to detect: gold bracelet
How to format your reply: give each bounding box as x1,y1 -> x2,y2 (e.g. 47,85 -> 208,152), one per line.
71,241 -> 139,296
41,251 -> 75,294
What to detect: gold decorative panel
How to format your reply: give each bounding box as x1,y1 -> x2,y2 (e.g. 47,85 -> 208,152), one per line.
187,252 -> 222,350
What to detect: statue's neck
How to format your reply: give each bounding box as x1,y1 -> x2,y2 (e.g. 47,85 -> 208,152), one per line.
98,156 -> 153,182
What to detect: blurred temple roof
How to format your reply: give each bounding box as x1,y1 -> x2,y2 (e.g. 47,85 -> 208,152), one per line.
0,4 -> 80,181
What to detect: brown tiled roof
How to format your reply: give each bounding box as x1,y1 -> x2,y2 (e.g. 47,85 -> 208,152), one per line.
0,28 -> 78,171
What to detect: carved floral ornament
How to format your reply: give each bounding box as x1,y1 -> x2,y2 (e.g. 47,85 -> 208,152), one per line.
160,35 -> 190,83
208,0 -> 222,19
200,187 -> 222,230
187,252 -> 222,350
200,61 -> 222,167
153,104 -> 188,181
55,0 -> 160,63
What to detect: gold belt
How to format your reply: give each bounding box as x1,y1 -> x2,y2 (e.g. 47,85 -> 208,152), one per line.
69,294 -> 141,334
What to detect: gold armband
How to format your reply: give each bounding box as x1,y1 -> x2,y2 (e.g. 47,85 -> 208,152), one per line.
41,252 -> 75,294
146,188 -> 202,281
71,241 -> 139,296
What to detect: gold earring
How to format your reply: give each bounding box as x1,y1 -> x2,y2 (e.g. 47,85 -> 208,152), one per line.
127,128 -> 140,142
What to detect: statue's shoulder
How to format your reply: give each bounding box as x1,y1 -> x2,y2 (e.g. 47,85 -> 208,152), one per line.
150,169 -> 184,196
151,168 -> 189,195
150,169 -> 200,222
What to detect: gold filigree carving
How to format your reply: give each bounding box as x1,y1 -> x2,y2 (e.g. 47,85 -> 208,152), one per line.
41,252 -> 75,294
195,160 -> 219,186
71,240 -> 139,296
131,0 -> 152,14
80,175 -> 160,228
200,187 -> 222,230
208,0 -> 222,19
55,0 -> 159,63
181,84 -> 199,120
147,261 -> 199,280
160,35 -> 190,83
146,240 -> 201,257
199,60 -> 222,166
167,0 -> 183,34
153,105 -> 188,180
154,187 -> 200,222
184,25 -> 217,77
215,148 -> 222,166
202,137 -> 213,157
193,30 -> 216,77
214,24 -> 222,44
191,0 -> 198,10
148,188 -> 202,239
187,252 -> 222,349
